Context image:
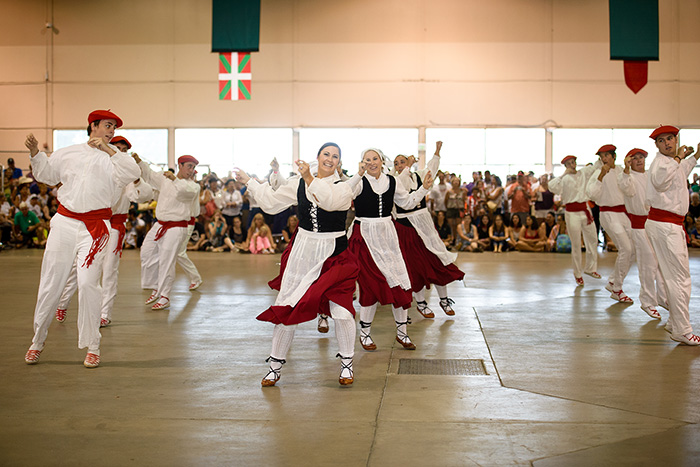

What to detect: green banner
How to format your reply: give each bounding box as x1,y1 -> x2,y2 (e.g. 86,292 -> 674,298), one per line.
610,0 -> 658,61
212,0 -> 260,53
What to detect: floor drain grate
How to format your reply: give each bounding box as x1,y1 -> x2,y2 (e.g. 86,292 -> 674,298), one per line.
397,359 -> 488,376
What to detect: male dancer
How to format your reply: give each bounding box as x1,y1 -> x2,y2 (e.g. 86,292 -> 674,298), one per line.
645,125 -> 700,345
55,136 -> 153,326
549,155 -> 602,285
616,148 -> 667,318
23,109 -> 140,367
136,154 -> 200,310
587,145 -> 635,303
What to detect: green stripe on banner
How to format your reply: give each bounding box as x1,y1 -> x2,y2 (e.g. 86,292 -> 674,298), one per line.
212,0 -> 260,53
219,81 -> 231,100
610,0 -> 658,60
219,53 -> 231,73
238,81 -> 250,100
238,53 -> 250,72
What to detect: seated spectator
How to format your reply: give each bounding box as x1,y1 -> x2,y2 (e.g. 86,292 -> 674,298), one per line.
456,213 -> 481,252
0,212 -> 13,248
689,218 -> 700,248
187,218 -> 208,251
123,220 -> 138,250
690,193 -> 700,220
247,213 -> 276,254
12,178 -> 32,209
506,213 -> 523,250
434,210 -> 453,249
127,210 -> 148,248
0,193 -> 12,217
476,213 -> 491,251
548,214 -> 571,253
684,213 -> 695,244
13,201 -> 45,248
514,215 -> 545,252
538,211 -> 556,240
208,210 -> 238,253
230,216 -> 249,252
277,214 -> 299,252
489,213 -> 508,252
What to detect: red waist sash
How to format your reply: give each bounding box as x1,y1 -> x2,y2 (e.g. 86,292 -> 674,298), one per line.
57,204 -> 112,268
154,220 -> 189,241
599,205 -> 627,213
565,202 -> 594,225
110,213 -> 129,256
626,213 -> 648,229
648,207 -> 684,226
188,216 -> 196,226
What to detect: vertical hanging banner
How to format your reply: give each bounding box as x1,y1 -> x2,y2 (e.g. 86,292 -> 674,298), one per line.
219,52 -> 251,100
609,0 -> 659,94
212,0 -> 260,101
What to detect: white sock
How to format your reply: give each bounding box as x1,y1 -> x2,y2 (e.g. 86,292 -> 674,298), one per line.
414,288 -> 426,303
435,285 -> 448,300
270,324 -> 296,360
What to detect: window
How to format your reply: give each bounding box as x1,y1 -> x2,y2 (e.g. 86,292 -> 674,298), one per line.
298,128 -> 419,175
53,129 -> 168,167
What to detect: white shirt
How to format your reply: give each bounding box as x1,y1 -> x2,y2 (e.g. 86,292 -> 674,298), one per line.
646,152 -> 697,216
548,160 -> 601,205
247,172 -> 352,215
139,162 -> 200,222
221,189 -> 243,216
617,170 -> 649,216
587,165 -> 626,207
31,144 -> 140,213
394,154 -> 440,193
348,172 -> 430,210
113,179 -> 154,215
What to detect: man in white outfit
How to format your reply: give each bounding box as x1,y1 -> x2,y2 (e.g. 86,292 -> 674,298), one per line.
617,148 -> 668,319
548,155 -> 602,286
645,125 -> 700,345
137,154 -> 200,310
23,109 -> 140,368
176,183 -> 203,292
587,144 -> 636,303
55,136 -> 153,327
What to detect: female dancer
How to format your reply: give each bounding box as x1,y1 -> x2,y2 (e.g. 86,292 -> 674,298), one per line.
392,142 -> 464,318
347,148 -> 433,351
235,143 -> 359,387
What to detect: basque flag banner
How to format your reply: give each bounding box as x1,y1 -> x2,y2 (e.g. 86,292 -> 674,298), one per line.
219,52 -> 251,100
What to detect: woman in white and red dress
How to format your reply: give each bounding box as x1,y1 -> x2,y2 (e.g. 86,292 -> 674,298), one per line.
392,141 -> 464,318
347,148 -> 433,352
236,143 -> 360,386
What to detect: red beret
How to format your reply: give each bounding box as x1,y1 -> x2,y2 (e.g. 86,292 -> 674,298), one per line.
626,148 -> 648,158
561,155 -> 576,165
88,109 -> 123,128
178,155 -> 199,165
110,136 -> 131,149
596,144 -> 616,155
649,125 -> 679,140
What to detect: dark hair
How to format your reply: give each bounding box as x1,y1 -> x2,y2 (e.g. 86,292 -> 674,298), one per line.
510,213 -> 522,228
527,215 -> 539,229
87,120 -> 100,136
318,142 -> 341,159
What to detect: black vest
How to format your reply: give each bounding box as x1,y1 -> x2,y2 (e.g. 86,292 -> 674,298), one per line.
354,175 -> 395,218
296,178 -> 348,256
395,172 -> 427,215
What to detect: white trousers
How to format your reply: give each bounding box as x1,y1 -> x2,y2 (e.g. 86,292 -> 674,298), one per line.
646,220 -> 693,336
564,211 -> 598,278
630,228 -> 667,309
140,223 -> 188,299
599,211 -> 635,290
30,214 -> 107,352
176,224 -> 201,283
57,225 -> 124,321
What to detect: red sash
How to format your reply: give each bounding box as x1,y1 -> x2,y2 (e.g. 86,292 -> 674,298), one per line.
110,213 -> 129,256
626,213 -> 648,229
188,216 -> 196,226
154,220 -> 189,241
648,207 -> 684,226
565,202 -> 594,225
600,205 -> 627,213
57,204 -> 112,268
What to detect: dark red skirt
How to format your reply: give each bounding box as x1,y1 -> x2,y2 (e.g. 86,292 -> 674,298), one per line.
347,225 -> 412,309
394,220 -> 465,292
257,240 -> 359,326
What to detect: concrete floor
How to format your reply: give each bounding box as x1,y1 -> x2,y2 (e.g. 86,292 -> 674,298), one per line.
1,247 -> 700,466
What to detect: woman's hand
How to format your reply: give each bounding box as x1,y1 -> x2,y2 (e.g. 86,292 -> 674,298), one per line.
296,159 -> 314,186
234,168 -> 251,185
422,171 -> 434,189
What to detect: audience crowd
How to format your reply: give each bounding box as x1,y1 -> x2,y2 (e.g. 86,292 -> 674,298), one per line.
3,157 -> 700,256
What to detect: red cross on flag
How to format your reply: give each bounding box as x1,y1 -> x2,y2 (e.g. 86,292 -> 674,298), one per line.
219,52 -> 251,100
